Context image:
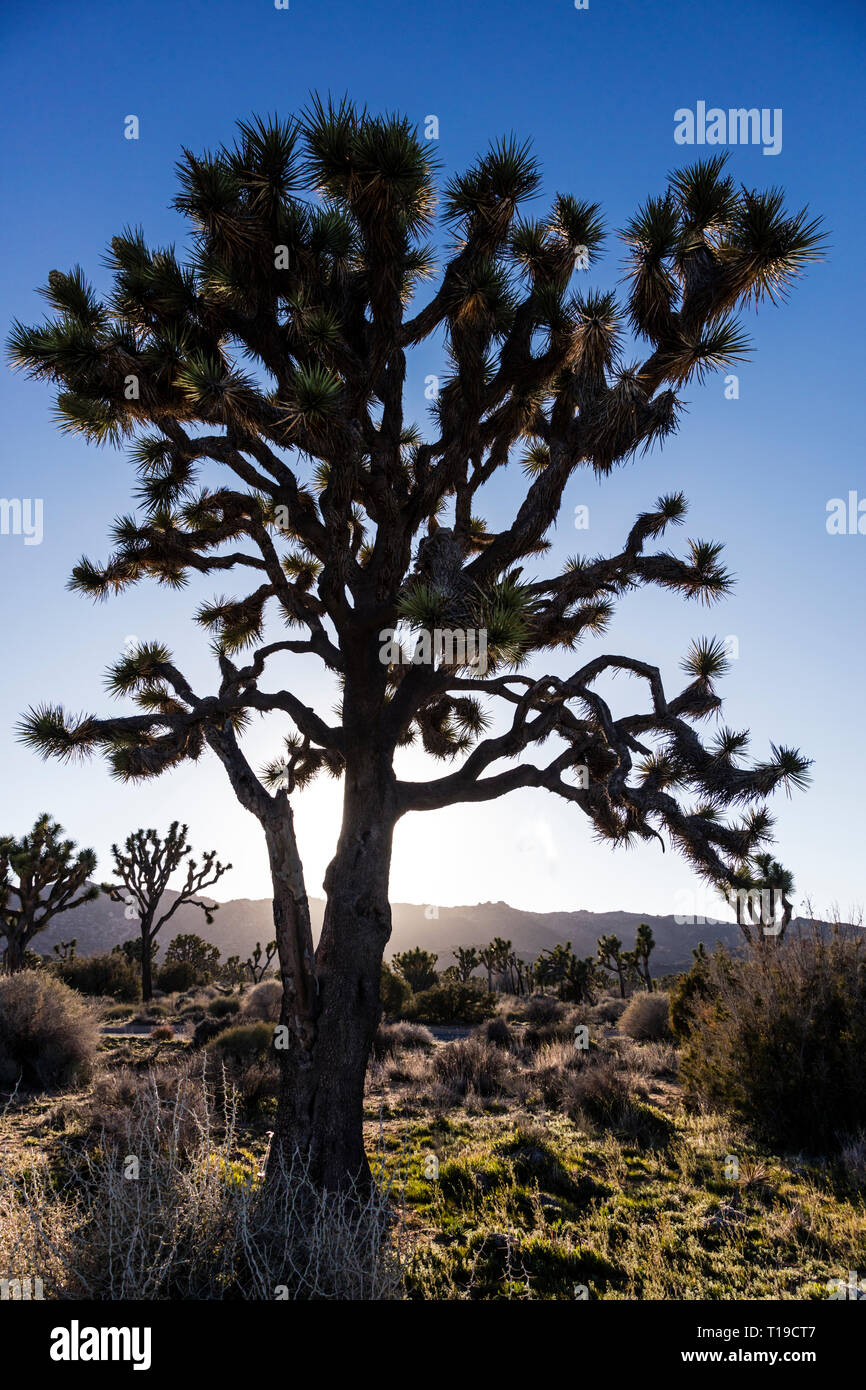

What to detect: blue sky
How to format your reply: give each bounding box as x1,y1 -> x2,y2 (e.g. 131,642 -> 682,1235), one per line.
0,0 -> 863,921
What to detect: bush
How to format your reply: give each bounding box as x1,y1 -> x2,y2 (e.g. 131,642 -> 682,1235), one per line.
618,992 -> 672,1041
410,981 -> 497,1025
241,980 -> 282,1022
432,1038 -> 506,1097
208,996 -> 241,1018
191,1014 -> 235,1048
479,1016 -> 513,1048
156,960 -> 198,994
680,932 -> 866,1151
669,947 -> 712,1040
0,971 -> 100,1091
54,952 -> 141,1002
150,1025 -> 175,1041
371,1021 -> 434,1060
205,1020 -> 275,1063
522,995 -> 565,1025
380,961 -> 412,1019
3,1070 -> 407,1299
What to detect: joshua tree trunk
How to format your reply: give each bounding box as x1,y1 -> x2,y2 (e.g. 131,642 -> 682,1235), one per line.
268,752 -> 398,1193
141,924 -> 154,1001
4,933 -> 25,973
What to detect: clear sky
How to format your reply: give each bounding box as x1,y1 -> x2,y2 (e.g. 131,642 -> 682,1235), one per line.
1,0 -> 863,923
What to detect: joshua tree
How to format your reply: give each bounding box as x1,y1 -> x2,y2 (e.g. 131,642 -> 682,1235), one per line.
0,815 -> 98,971
101,824 -> 230,998
12,104 -> 818,1189
478,943 -> 499,994
727,851 -> 796,945
597,933 -> 629,998
246,938 -> 278,982
452,945 -> 480,982
535,941 -> 596,1002
633,922 -> 655,990
164,930 -> 221,979
392,946 -> 438,992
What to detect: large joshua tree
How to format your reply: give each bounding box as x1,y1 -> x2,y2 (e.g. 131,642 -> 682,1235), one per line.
10,103 -> 819,1189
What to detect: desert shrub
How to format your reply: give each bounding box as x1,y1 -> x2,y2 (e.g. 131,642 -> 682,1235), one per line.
371,1021 -> 435,1060
432,1038 -> 506,1097
522,995 -> 565,1025
682,934 -> 866,1150
380,961 -> 412,1019
4,1071 -> 407,1298
53,952 -> 141,1002
205,1020 -> 275,1063
557,1055 -> 643,1127
590,995 -> 629,1024
618,991 -> 672,1041
192,1015 -> 236,1048
146,1003 -> 167,1018
669,947 -> 712,1040
479,1016 -> 513,1048
242,980 -> 283,1023
409,981 -> 496,1024
208,996 -> 241,1018
103,1003 -> 135,1021
150,1025 -> 174,1041
0,971 -> 100,1091
156,960 -> 198,994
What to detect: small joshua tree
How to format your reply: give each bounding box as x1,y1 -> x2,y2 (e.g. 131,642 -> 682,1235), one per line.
633,922 -> 655,991
597,933 -> 629,999
102,823 -> 230,999
0,815 -> 98,972
392,946 -> 438,992
452,945 -> 480,982
246,938 -> 278,982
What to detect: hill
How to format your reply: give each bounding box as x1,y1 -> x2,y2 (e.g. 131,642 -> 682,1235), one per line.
33,888 -> 745,975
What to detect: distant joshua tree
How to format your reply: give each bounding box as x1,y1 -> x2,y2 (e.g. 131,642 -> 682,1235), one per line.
597,934 -> 629,998
452,945 -> 480,982
0,815 -> 98,972
392,946 -> 438,992
246,938 -> 278,982
102,823 -> 230,999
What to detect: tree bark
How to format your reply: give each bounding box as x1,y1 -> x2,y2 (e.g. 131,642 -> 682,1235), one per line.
4,933 -> 25,972
268,755 -> 397,1193
141,922 -> 154,1001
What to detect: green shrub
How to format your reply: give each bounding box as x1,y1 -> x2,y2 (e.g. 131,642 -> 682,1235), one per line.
410,981 -> 497,1024
207,996 -> 241,1018
380,961 -> 412,1019
204,1020 -> 275,1062
156,960 -> 198,994
0,970 -> 100,1090
54,952 -> 141,1002
669,946 -> 712,1040
680,932 -> 866,1151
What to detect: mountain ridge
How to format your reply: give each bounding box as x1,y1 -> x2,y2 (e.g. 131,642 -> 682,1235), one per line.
31,885 -> 749,975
